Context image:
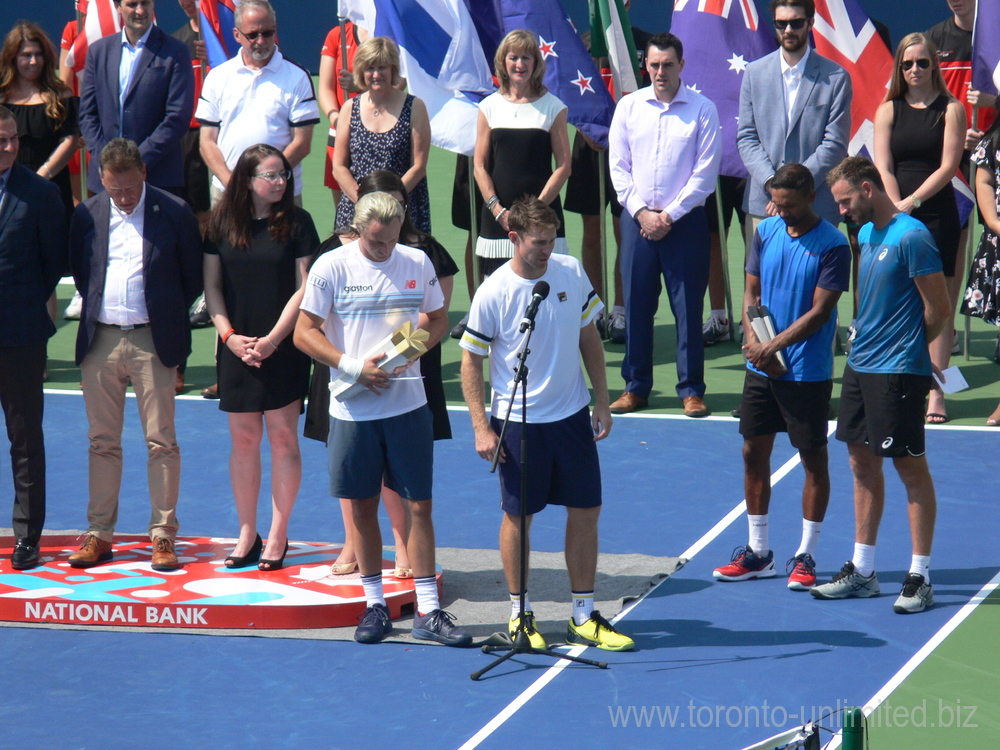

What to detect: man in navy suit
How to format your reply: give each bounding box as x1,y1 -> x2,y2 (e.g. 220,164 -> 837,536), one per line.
0,106 -> 67,570
79,0 -> 194,195
737,0 -> 852,240
68,138 -> 202,571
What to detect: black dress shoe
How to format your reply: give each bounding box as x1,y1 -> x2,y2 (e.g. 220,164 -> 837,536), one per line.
11,541 -> 39,570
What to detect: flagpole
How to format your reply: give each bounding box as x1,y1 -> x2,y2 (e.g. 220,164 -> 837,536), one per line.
598,148 -> 609,338
76,0 -> 87,202
964,104 -> 979,361
714,179 -> 736,341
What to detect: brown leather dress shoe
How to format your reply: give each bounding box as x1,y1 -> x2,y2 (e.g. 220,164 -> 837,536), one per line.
175,371 -> 185,395
609,392 -> 648,414
683,395 -> 710,418
201,383 -> 219,399
151,537 -> 180,571
68,535 -> 113,568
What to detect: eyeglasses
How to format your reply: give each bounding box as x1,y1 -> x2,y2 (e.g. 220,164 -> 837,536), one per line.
237,28 -> 276,41
901,58 -> 932,71
774,18 -> 808,31
252,169 -> 290,183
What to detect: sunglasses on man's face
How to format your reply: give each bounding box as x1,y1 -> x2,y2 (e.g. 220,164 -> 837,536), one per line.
774,18 -> 808,31
239,28 -> 276,41
901,58 -> 932,71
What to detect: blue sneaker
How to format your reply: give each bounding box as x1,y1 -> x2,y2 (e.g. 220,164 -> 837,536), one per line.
354,603 -> 392,644
412,609 -> 472,646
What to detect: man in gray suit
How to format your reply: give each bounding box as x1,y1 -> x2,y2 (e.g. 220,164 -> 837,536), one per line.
737,0 -> 852,244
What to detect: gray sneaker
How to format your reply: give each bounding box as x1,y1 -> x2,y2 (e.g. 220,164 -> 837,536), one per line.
810,561 -> 881,599
702,316 -> 731,345
893,573 -> 934,614
608,310 -> 626,344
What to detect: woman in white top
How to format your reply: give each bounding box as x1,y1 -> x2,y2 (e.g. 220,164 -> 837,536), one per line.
473,29 -> 571,276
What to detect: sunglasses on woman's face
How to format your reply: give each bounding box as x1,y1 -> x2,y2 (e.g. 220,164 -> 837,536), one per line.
901,58 -> 932,71
774,18 -> 808,31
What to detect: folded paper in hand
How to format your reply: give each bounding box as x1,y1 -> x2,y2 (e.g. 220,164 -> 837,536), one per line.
330,321 -> 430,402
746,305 -> 787,374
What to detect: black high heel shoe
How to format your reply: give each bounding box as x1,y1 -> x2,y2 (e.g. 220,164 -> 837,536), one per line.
225,533 -> 262,569
258,540 -> 289,572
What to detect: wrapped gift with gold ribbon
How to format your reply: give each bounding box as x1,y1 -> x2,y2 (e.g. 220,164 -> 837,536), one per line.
330,321 -> 430,402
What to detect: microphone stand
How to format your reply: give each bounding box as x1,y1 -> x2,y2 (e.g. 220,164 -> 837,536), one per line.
471,315 -> 607,681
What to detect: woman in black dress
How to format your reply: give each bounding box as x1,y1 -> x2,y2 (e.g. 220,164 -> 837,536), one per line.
0,22 -> 77,222
874,33 -> 965,423
0,22 -> 79,329
204,144 -> 319,571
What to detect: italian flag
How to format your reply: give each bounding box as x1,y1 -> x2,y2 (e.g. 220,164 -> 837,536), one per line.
588,0 -> 640,98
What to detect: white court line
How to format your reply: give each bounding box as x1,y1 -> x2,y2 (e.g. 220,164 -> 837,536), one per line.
821,569 -> 1000,749
459,424 -> 835,749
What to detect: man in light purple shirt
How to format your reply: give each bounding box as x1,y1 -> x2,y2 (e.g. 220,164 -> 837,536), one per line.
608,32 -> 722,417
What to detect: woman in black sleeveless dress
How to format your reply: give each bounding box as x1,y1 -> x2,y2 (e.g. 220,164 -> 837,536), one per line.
204,144 -> 318,571
874,33 -> 965,423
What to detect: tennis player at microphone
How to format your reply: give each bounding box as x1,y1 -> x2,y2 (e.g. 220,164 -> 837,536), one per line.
460,197 -> 634,652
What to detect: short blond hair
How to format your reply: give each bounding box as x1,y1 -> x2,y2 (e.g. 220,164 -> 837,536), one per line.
353,37 -> 402,91
354,191 -> 404,233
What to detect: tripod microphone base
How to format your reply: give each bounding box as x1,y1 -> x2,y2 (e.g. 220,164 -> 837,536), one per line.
470,631 -> 609,680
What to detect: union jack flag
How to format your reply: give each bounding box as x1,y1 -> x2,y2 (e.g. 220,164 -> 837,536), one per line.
670,0 -> 777,177
810,0 -> 892,159
813,0 -> 974,223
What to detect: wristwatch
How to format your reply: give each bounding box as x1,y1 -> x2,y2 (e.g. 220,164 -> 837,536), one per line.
910,194 -> 922,209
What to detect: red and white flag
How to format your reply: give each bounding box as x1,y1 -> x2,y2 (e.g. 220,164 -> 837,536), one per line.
810,0 -> 893,159
66,0 -> 122,72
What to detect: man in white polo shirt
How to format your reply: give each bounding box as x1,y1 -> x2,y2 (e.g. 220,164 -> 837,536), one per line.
195,0 -> 319,203
295,192 -> 470,647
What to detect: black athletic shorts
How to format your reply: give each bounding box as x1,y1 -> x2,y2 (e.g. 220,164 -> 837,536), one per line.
704,174 -> 747,234
491,406 -> 602,516
835,364 -> 931,457
563,130 -> 624,218
739,370 -> 832,449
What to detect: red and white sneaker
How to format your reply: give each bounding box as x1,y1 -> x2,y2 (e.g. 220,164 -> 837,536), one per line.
786,553 -> 817,591
713,546 -> 776,581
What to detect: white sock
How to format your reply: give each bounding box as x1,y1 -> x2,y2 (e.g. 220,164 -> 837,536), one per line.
796,519 -> 823,558
572,591 -> 594,626
748,514 -> 769,556
910,555 -> 931,583
361,573 -> 386,608
711,309 -> 727,323
510,592 -> 533,619
612,304 -> 625,315
414,575 -> 439,615
852,543 -> 876,578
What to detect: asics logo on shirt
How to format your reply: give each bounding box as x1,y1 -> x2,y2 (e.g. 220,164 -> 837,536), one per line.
343,285 -> 374,293
878,248 -> 889,261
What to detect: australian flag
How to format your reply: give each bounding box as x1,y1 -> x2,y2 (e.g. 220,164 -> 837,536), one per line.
669,0 -> 777,179
200,0 -> 241,69
466,0 -> 618,147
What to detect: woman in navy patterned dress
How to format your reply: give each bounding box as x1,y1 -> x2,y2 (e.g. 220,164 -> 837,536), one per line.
332,36 -> 431,234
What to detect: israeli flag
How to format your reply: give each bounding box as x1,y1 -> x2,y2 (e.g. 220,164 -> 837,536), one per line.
342,0 -> 496,155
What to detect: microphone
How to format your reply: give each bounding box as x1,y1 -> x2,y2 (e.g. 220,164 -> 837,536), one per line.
519,280 -> 550,333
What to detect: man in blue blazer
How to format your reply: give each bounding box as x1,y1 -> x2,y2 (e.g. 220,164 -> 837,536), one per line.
68,138 -> 202,571
0,107 -> 67,570
79,0 -> 194,195
737,0 -> 852,236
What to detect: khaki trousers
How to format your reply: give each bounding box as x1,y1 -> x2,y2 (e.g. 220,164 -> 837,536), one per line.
81,325 -> 180,541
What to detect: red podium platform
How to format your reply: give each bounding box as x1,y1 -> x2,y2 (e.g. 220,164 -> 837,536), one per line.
0,535 -> 434,629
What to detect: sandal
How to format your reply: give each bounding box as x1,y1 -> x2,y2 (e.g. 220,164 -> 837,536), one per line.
392,567 -> 413,579
330,560 -> 358,575
925,413 -> 949,425
987,404 -> 1000,427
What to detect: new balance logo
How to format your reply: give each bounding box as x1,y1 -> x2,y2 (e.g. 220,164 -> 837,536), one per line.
405,279 -> 417,289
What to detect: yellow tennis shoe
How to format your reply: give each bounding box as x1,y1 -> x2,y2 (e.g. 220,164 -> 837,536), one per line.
566,610 -> 635,652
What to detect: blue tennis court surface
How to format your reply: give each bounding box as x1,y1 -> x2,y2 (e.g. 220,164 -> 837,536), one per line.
1,393 -> 996,749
